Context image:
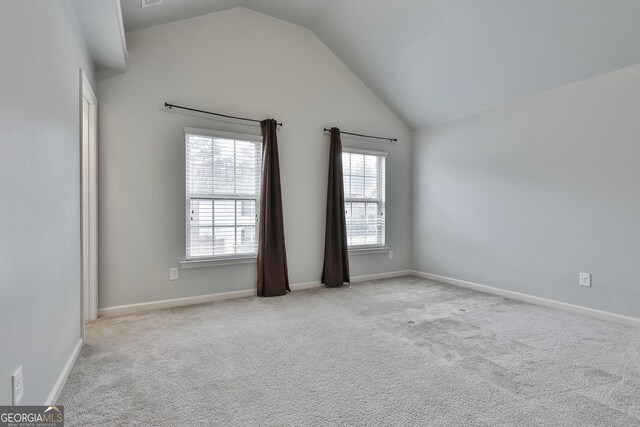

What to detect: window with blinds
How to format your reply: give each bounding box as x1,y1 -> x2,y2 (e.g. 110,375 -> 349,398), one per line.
185,128 -> 262,260
342,149 -> 386,248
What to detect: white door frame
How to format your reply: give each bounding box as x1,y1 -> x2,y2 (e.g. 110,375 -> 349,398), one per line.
81,70 -> 98,331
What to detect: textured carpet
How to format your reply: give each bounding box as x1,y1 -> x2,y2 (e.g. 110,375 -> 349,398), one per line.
59,276 -> 640,426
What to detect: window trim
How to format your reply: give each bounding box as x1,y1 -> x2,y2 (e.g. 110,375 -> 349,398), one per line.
342,147 -> 387,250
184,127 -> 262,143
184,127 -> 262,262
348,246 -> 391,255
180,256 -> 256,269
342,147 -> 388,158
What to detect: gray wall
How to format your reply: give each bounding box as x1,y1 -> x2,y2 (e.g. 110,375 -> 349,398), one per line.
0,1 -> 94,404
97,8 -> 411,309
413,64 -> 640,318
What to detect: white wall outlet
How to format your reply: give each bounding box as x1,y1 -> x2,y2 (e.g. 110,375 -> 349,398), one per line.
12,366 -> 23,405
579,272 -> 591,287
169,268 -> 179,281
388,250 -> 394,260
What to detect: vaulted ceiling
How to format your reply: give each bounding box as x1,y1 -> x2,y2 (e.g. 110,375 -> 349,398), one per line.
120,0 -> 640,129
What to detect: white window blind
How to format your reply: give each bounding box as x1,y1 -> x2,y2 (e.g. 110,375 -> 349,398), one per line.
185,129 -> 262,260
342,149 -> 386,248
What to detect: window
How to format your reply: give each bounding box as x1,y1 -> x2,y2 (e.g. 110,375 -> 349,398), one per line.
185,128 -> 262,260
343,149 -> 386,248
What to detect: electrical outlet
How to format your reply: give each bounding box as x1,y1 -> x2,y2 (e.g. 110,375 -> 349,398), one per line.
169,268 -> 179,281
579,272 -> 591,287
12,366 -> 23,405
388,250 -> 394,260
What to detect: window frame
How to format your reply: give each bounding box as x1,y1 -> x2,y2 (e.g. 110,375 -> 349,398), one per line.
184,127 -> 262,262
342,147 -> 387,250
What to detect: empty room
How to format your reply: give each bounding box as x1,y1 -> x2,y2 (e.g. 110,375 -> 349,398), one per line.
2,0 -> 640,425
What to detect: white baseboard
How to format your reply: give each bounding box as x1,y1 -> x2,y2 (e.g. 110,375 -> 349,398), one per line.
411,270 -> 640,327
290,280 -> 321,291
352,270 -> 412,283
98,288 -> 256,317
98,270 -> 411,318
47,338 -> 83,405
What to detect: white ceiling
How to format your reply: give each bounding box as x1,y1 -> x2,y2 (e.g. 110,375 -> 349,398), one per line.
120,0 -> 640,129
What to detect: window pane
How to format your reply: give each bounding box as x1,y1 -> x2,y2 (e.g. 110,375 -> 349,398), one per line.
342,152 -> 351,177
186,136 -> 213,194
364,155 -> 377,177
350,176 -> 364,198
213,138 -> 235,194
342,151 -> 385,248
349,202 -> 366,246
364,176 -> 377,198
343,175 -> 351,198
235,140 -> 258,195
351,153 -> 364,176
190,227 -> 213,258
344,201 -> 352,246
214,200 -> 235,226
190,199 -> 212,227
236,226 -> 256,253
380,157 -> 386,203
186,132 -> 262,258
213,227 -> 235,255
236,200 -> 256,226
365,203 -> 379,245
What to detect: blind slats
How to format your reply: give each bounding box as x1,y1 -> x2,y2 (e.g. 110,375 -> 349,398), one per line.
186,133 -> 261,259
343,152 -> 386,247
185,134 -> 385,258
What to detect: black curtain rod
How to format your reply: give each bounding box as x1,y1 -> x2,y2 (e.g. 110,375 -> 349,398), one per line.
165,102 -> 283,126
323,128 -> 397,142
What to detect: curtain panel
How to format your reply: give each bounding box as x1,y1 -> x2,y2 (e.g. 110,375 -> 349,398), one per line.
257,119 -> 290,297
322,127 -> 350,287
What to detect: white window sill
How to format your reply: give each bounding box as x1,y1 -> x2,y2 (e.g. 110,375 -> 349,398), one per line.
348,246 -> 391,256
180,256 -> 257,269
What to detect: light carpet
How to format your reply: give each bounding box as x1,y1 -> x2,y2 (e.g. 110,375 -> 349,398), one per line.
59,276 -> 640,426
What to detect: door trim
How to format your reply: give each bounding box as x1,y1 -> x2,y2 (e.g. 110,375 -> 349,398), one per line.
81,70 -> 98,333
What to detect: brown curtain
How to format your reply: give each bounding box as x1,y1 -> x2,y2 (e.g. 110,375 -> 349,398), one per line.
322,127 -> 350,287
257,119 -> 290,297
